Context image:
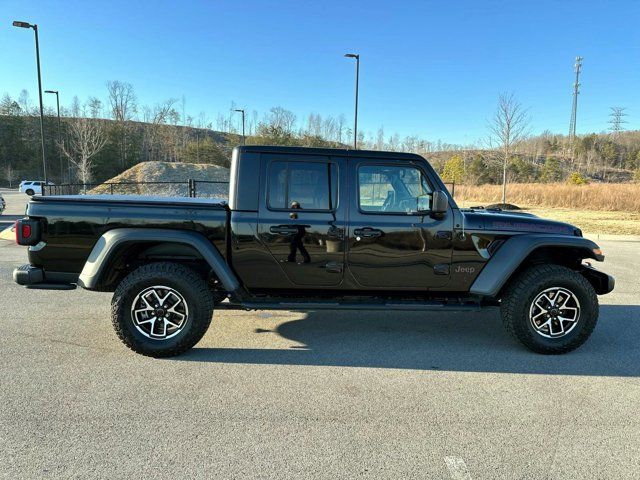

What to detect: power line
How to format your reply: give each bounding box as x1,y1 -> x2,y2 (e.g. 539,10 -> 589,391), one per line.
608,106 -> 628,137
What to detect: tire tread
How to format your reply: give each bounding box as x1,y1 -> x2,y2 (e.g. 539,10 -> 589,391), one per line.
501,264 -> 598,354
111,262 -> 214,357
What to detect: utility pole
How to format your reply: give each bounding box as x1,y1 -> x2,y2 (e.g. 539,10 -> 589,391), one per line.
608,107 -> 627,137
568,56 -> 583,161
234,109 -> 246,145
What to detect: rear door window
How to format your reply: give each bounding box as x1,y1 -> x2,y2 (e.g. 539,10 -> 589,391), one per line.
267,161 -> 338,211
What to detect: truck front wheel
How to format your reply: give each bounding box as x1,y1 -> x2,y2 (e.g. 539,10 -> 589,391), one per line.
111,262 -> 214,357
500,264 -> 599,354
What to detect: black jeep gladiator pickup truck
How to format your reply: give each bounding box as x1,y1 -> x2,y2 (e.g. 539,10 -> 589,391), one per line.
13,146 -> 614,357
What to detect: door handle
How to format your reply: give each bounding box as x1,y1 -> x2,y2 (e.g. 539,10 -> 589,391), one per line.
270,225 -> 299,235
353,227 -> 383,238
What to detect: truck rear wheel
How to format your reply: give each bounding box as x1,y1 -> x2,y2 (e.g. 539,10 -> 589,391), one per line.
500,264 -> 598,354
111,262 -> 214,357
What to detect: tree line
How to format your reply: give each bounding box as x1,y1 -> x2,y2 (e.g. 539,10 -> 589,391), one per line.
1,82 -> 638,187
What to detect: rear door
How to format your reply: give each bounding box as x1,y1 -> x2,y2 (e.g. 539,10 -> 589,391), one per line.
346,158 -> 453,289
257,154 -> 345,287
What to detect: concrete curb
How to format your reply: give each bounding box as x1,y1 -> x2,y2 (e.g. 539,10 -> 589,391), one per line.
584,233 -> 640,242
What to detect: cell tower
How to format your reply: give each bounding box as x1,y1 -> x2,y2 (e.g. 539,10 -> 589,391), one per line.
608,107 -> 628,137
568,56 -> 583,149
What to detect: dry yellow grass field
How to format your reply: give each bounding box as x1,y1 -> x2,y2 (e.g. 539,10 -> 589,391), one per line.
455,183 -> 640,212
455,183 -> 640,235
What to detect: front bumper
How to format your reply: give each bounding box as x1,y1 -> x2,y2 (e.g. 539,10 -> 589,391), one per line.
581,264 -> 615,295
13,264 -> 77,290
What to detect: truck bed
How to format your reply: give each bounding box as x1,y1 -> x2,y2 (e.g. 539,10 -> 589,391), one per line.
26,194 -> 229,276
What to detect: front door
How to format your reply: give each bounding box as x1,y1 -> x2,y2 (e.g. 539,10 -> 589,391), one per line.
346,159 -> 453,289
257,154 -> 345,287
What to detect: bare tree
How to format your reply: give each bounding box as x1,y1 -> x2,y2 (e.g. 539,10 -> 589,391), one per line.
106,81 -> 136,121
336,114 -> 346,144
107,81 -> 137,167
4,163 -> 16,187
267,107 -> 297,133
489,92 -> 530,204
142,99 -> 179,162
70,96 -> 81,117
18,89 -> 32,115
88,97 -> 103,118
61,117 -> 107,187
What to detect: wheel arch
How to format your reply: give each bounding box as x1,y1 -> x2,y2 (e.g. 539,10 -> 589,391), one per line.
78,228 -> 241,295
470,234 -> 606,299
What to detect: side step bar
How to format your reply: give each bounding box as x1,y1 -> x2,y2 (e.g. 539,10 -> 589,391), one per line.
220,300 -> 484,312
26,283 -> 77,291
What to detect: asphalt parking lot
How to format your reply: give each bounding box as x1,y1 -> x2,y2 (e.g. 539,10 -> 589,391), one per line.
0,189 -> 26,231
1,190 -> 639,479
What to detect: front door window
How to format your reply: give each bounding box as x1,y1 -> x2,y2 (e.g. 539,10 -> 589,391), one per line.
358,165 -> 431,214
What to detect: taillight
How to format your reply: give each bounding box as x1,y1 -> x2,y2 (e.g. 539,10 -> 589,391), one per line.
15,219 -> 41,246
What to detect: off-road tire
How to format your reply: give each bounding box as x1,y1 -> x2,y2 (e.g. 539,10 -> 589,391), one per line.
501,264 -> 598,354
111,262 -> 214,357
25,189 -> 34,196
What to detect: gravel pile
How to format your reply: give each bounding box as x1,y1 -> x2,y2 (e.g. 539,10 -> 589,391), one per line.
90,161 -> 230,199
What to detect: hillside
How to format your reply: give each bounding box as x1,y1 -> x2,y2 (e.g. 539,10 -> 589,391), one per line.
1,93 -> 639,187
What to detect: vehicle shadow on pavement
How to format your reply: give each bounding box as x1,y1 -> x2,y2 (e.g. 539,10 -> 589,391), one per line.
178,305 -> 640,376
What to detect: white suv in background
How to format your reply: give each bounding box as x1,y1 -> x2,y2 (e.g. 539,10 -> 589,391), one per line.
19,180 -> 54,196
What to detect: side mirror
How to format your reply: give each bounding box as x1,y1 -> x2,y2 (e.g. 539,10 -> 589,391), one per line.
431,190 -> 448,216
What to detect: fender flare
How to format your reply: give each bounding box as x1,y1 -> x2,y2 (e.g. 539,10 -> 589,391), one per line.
77,228 -> 241,293
469,234 -> 603,298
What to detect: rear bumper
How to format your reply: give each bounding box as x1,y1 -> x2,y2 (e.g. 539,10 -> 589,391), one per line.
13,264 -> 77,290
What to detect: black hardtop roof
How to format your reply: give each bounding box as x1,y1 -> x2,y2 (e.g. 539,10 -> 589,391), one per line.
235,145 -> 427,161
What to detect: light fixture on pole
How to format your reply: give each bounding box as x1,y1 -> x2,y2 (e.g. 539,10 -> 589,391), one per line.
45,90 -> 65,183
344,53 -> 360,149
234,109 -> 246,145
13,20 -> 47,182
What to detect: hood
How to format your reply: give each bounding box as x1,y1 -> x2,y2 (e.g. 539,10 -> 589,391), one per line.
461,209 -> 580,236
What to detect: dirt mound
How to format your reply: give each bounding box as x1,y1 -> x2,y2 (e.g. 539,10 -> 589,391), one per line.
91,161 -> 229,198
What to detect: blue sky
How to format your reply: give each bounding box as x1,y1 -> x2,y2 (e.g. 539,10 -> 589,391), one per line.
2,0 -> 639,145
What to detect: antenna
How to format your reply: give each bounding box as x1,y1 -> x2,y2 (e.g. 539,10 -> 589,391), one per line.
568,56 -> 583,162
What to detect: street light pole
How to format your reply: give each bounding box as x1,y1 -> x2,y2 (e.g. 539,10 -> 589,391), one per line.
344,53 -> 360,149
13,21 -> 47,182
45,90 -> 64,182
234,109 -> 246,145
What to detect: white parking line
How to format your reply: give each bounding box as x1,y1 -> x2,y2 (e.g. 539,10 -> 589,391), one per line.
0,226 -> 14,241
445,456 -> 472,480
